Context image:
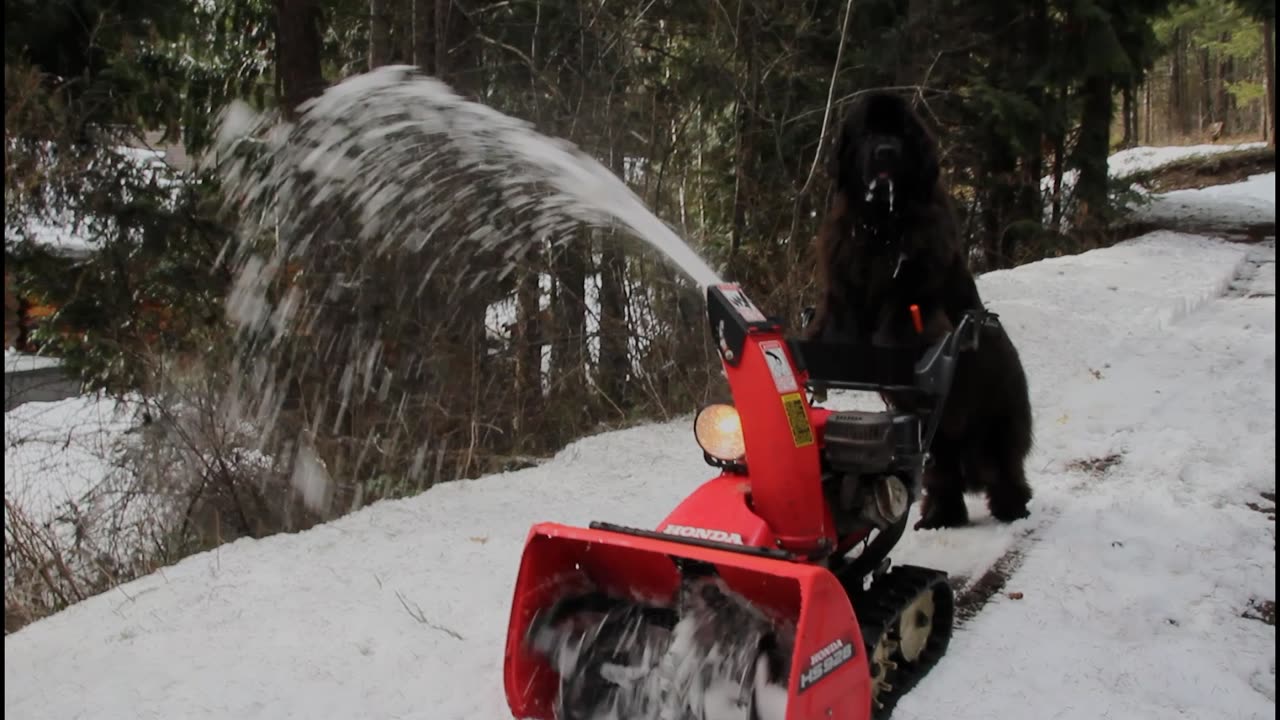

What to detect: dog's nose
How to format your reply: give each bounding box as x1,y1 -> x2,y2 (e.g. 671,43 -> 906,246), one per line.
874,143 -> 898,162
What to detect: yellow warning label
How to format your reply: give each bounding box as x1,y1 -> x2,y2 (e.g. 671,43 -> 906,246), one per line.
780,392 -> 814,448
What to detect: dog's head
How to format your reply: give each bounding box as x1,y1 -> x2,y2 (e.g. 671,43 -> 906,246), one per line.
829,92 -> 941,223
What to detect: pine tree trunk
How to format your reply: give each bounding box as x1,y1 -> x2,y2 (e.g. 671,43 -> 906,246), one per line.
549,231 -> 589,420
1128,86 -> 1138,145
4,272 -> 18,350
1264,17 -> 1275,148
413,0 -> 434,73
1121,82 -> 1135,148
1202,47 -> 1216,129
1007,0 -> 1049,263
1051,127 -> 1065,231
370,0 -> 392,69
395,0 -> 413,62
435,0 -> 449,81
514,259 -> 543,444
979,132 -> 1017,267
1224,55 -> 1238,135
597,143 -> 630,411
728,6 -> 758,270
729,96 -> 750,265
1212,38 -> 1227,131
597,240 -> 628,411
1144,80 -> 1153,143
274,0 -> 326,118
1073,73 -> 1113,229
1170,28 -> 1188,137
895,0 -> 928,86
1049,86 -> 1067,232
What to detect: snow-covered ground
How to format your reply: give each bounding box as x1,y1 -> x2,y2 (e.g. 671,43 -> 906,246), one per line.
1133,171 -> 1276,231
4,229 -> 1274,719
1042,140 -> 1273,236
896,236 -> 1276,720
1044,140 -> 1268,199
4,394 -> 143,535
4,348 -> 64,374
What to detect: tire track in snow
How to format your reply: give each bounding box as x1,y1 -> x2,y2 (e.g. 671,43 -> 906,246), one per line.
1223,239 -> 1275,299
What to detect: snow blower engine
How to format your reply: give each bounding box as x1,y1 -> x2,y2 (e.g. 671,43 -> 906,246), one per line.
504,283 -> 988,720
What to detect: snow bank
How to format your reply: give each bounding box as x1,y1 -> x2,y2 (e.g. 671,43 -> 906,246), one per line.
3,349 -> 63,373
1042,141 -> 1271,227
1107,141 -> 1268,179
4,234 -> 1274,720
1133,172 -> 1276,231
4,394 -> 143,528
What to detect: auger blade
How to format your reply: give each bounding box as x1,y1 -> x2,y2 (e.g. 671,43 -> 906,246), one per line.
502,522 -> 876,720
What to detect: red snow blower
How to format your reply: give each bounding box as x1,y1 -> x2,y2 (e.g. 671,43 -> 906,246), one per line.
504,283 -> 989,720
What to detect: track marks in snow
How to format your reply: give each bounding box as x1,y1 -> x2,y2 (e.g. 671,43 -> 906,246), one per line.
1223,240 -> 1275,299
950,528 -> 1035,627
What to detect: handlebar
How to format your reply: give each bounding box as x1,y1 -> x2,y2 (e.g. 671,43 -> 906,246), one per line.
792,308 -> 996,397
793,308 -> 1000,456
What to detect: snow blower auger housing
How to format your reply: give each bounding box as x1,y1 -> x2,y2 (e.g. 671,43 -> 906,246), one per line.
505,283 -> 991,720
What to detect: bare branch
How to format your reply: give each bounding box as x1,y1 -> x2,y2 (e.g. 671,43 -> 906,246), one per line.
395,590 -> 464,640
795,0 -> 856,197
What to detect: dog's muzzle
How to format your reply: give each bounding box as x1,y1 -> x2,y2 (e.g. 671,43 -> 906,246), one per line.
863,139 -> 901,212
865,173 -> 896,213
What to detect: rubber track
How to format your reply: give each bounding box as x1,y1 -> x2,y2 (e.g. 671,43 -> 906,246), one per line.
851,564 -> 955,720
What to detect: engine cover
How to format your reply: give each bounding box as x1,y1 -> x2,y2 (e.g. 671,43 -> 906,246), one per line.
822,411 -> 919,474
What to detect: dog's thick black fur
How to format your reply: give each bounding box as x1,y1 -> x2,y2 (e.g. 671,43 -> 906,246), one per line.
806,92 -> 1035,529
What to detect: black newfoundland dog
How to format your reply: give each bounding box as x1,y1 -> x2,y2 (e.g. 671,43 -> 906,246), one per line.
805,92 -> 1035,529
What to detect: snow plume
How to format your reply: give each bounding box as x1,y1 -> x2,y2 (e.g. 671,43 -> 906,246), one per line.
214,65 -> 720,332
209,66 -> 725,501
290,437 -> 333,515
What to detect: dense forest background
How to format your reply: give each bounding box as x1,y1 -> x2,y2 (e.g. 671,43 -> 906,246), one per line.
3,0 -> 1275,629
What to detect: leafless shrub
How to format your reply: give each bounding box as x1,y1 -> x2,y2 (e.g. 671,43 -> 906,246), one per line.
3,350 -> 316,633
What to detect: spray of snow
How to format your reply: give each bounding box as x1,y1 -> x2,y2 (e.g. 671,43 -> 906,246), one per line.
210,66 -> 725,476
290,439 -> 332,514
214,65 -> 721,326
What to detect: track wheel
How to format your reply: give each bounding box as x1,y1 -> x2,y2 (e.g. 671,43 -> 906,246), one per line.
856,565 -> 955,719
897,589 -> 936,662
869,636 -> 899,704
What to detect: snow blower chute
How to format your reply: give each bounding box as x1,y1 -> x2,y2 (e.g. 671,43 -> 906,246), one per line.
505,283 -> 993,720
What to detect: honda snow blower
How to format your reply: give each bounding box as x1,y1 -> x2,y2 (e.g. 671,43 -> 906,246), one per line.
504,283 -> 990,720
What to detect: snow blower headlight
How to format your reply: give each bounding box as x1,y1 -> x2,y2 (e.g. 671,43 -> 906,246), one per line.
694,403 -> 746,462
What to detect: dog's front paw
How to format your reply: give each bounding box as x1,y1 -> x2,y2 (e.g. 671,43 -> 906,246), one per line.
914,513 -> 969,531
914,495 -> 968,530
989,503 -> 1031,524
